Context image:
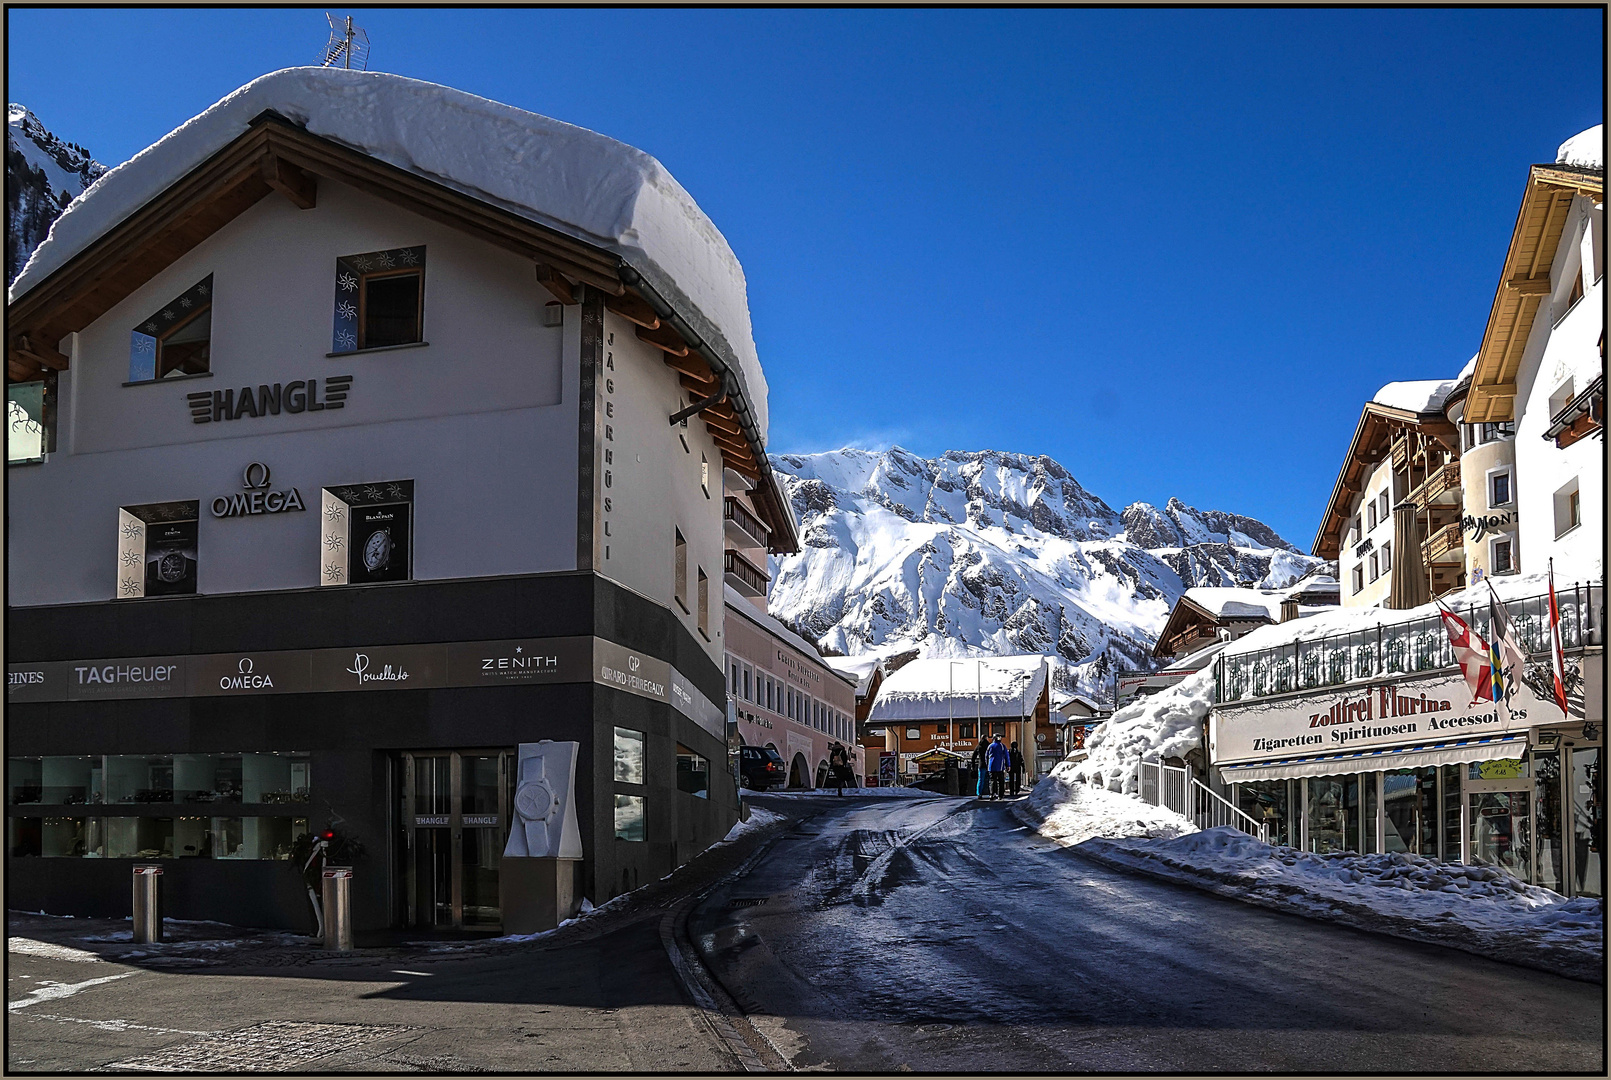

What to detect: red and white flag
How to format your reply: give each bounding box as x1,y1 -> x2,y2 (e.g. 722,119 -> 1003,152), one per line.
1436,604 -> 1494,705
1547,560 -> 1571,718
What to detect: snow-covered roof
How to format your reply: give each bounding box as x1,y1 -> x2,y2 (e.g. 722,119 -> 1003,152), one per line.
868,655 -> 1048,724
9,67 -> 770,439
1557,125 -> 1604,170
1181,587 -> 1284,622
823,654 -> 882,696
1372,379 -> 1456,416
1161,637 -> 1229,673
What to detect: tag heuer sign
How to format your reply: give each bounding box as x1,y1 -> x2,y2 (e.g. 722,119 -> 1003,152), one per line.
212,463 -> 307,518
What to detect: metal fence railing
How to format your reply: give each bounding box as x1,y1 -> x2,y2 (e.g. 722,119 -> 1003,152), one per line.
1216,583 -> 1603,705
1138,759 -> 1268,843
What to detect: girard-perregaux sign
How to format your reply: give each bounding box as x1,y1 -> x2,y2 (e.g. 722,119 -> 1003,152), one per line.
213,462 -> 306,518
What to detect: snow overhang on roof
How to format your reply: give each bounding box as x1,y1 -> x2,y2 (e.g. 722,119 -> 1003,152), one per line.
867,656 -> 1048,724
7,68 -> 801,547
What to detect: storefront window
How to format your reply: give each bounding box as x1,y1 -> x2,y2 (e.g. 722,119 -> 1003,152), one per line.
614,794 -> 646,841
1469,791 -> 1530,882
174,755 -> 242,803
106,816 -> 173,858
105,756 -> 174,804
9,817 -> 41,857
8,758 -> 43,804
676,744 -> 709,798
1571,747 -> 1602,898
461,755 -> 501,814
1306,776 -> 1345,853
1236,780 -> 1294,847
43,817 -> 97,858
174,816 -> 213,857
614,728 -> 646,785
1533,750 -> 1565,895
1383,768 -> 1438,856
1441,764 -> 1463,861
461,825 -> 502,927
243,753 -> 310,803
1362,775 -> 1378,854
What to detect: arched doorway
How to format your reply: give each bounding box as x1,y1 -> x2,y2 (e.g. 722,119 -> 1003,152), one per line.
789,753 -> 810,789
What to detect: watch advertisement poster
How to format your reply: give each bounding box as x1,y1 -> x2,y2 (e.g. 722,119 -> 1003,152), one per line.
348,502 -> 410,584
144,519 -> 198,596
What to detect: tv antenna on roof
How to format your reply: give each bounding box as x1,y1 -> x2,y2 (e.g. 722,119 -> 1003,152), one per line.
321,13 -> 370,70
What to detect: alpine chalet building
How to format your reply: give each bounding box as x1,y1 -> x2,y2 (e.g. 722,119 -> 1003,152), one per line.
5,69 -> 798,934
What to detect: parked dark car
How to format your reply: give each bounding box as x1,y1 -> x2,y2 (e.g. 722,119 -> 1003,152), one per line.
739,746 -> 787,789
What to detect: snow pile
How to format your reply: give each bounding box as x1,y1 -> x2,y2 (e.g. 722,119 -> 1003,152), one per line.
1023,764 -> 1196,845
717,804 -> 786,841
1557,124 -> 1604,170
9,67 -> 769,439
1080,827 -> 1604,981
1063,668 -> 1215,794
1372,378 -> 1456,415
761,785 -> 936,798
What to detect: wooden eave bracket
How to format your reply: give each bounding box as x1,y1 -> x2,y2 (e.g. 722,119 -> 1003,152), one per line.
534,263 -> 575,305
1503,275 -> 1551,295
604,290 -> 660,329
11,335 -> 69,378
638,322 -> 689,357
260,153 -> 316,209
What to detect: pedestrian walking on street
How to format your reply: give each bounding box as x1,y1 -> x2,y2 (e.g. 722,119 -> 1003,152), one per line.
971,736 -> 990,798
828,742 -> 852,795
985,734 -> 1010,800
1008,741 -> 1026,797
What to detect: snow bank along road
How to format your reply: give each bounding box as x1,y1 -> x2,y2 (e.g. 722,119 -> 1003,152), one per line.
699,794 -> 1603,1073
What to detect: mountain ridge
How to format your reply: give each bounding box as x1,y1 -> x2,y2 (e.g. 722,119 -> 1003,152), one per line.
8,104 -> 105,286
766,446 -> 1327,699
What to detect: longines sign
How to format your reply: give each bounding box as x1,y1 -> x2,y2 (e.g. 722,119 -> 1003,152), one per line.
7,636 -> 722,738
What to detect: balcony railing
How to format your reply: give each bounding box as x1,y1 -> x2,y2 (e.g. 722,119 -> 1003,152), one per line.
1421,520 -> 1463,564
1410,459 -> 1461,506
1216,584 -> 1602,704
724,549 -> 769,597
723,496 -> 769,550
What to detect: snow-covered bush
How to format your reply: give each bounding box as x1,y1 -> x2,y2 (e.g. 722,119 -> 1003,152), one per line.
1065,668 -> 1214,794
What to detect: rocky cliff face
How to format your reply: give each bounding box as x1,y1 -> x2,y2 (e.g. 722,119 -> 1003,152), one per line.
8,104 -> 105,286
767,448 -> 1324,699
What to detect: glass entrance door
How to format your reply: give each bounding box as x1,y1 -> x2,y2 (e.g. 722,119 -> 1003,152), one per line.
1469,790 -> 1531,883
399,750 -> 512,930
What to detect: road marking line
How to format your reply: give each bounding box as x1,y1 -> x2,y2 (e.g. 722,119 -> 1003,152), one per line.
20,1013 -> 217,1037
8,937 -> 104,963
8,971 -> 138,1010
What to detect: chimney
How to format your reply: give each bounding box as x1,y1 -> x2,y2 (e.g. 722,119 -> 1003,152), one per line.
1280,598 -> 1301,623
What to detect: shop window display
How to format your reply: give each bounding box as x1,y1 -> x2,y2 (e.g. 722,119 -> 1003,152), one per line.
1469,790 -> 1531,882
1571,747 -> 1602,898
1305,775 -> 1360,854
1382,768 -> 1438,856
1235,779 -> 1294,847
1533,750 -> 1565,895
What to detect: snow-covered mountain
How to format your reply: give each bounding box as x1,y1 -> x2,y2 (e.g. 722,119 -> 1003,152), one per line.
767,447 -> 1327,699
7,104 -> 105,286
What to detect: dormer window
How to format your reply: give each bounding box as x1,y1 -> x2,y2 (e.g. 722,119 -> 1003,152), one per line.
331,246 -> 425,353
128,276 -> 212,382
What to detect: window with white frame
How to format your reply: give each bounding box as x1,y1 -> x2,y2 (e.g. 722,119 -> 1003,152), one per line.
1351,564 -> 1364,594
1380,541 -> 1391,574
1368,551 -> 1380,583
1488,467 -> 1514,509
1549,378 -> 1576,423
1367,501 -> 1377,531
1377,491 -> 1390,525
130,275 -> 213,382
1554,478 -> 1582,537
1490,535 -> 1515,575
673,529 -> 688,613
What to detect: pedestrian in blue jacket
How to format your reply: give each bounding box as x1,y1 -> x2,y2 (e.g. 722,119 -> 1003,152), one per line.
985,735 -> 1010,800
970,737 -> 990,798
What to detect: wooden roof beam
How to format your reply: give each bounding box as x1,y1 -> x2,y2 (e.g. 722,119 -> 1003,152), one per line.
8,357 -> 43,382
638,323 -> 689,357
15,336 -> 69,371
259,153 -> 316,209
1504,275 -> 1551,296
534,263 -> 575,305
604,290 -> 659,330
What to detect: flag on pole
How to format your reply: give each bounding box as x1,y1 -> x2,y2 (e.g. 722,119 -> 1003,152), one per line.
1486,580 -> 1527,704
1547,560 -> 1571,718
1436,603 -> 1494,705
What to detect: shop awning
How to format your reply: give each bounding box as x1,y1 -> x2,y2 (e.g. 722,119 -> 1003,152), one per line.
1217,733 -> 1529,782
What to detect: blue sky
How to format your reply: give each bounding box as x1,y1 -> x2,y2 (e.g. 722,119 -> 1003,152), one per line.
7,8 -> 1604,547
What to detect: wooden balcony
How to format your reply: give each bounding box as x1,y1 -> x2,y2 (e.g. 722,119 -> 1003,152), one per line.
1409,459 -> 1461,507
1421,521 -> 1464,565
723,496 -> 769,550
724,549 -> 769,597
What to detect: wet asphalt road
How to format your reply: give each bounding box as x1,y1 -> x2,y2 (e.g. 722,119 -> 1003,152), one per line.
697,794 -> 1605,1073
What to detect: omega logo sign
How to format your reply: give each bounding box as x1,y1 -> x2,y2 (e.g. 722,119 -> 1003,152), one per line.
213,463 -> 307,518
220,657 -> 274,691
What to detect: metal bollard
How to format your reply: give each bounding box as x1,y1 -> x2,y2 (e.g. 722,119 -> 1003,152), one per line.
321,866 -> 353,951
132,865 -> 163,943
